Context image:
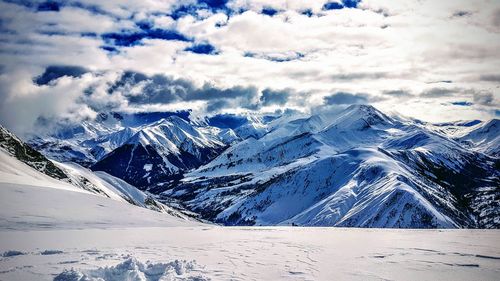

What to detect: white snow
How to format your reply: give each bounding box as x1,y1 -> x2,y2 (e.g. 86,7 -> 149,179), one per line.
53,257 -> 207,281
0,134 -> 499,280
0,149 -> 198,230
0,227 -> 499,281
0,149 -> 83,193
143,164 -> 153,172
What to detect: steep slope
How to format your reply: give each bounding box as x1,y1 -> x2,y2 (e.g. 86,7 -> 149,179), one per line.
28,121 -> 114,166
91,116 -> 227,190
1,124 -> 189,218
0,151 -> 197,230
0,125 -> 68,180
162,105 -> 499,228
456,119 -> 499,157
27,111 -> 203,166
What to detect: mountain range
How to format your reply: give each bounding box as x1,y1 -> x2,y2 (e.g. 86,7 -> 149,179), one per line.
3,105 -> 498,228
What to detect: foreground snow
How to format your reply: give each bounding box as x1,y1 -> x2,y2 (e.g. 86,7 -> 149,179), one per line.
0,227 -> 499,281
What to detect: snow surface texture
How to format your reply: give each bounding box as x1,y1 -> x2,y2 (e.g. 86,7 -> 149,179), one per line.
53,257 -> 207,281
1,227 -> 499,281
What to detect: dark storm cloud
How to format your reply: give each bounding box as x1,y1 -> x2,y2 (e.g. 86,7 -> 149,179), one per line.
493,8 -> 500,27
471,90 -> 495,106
34,65 -> 90,85
323,92 -> 369,105
420,87 -> 457,98
330,72 -> 388,81
451,11 -> 472,18
479,74 -> 500,82
108,71 -> 259,111
382,89 -> 412,97
260,88 -> 290,106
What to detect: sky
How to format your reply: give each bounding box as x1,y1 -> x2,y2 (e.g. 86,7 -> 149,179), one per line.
0,0 -> 499,134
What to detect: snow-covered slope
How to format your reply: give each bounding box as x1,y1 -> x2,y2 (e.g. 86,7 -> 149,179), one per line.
91,116 -> 227,189
1,124 -> 193,219
0,149 -> 197,230
162,105 -> 499,228
455,119 -> 499,157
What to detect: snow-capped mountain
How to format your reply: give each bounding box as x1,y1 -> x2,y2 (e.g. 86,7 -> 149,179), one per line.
0,124 -> 189,218
161,105 -> 499,228
91,116 -> 228,189
455,119 -> 499,157
12,105 -> 500,229
27,111 -> 191,166
1,124 -> 68,180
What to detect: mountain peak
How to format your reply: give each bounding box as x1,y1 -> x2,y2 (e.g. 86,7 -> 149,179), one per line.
322,104 -> 394,131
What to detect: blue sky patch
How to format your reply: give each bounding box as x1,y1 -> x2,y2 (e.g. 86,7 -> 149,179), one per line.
34,65 -> 89,85
342,0 -> 361,9
451,101 -> 473,106
261,7 -> 278,16
323,2 -> 344,10
102,29 -> 191,47
36,1 -> 60,12
185,42 -> 219,55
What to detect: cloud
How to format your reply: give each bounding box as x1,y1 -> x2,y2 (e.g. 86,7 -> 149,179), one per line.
106,70 -> 260,112
451,10 -> 472,18
0,70 -> 97,135
330,72 -> 388,81
479,74 -> 500,82
421,88 -> 457,98
34,65 -> 90,85
244,51 -> 304,62
493,8 -> 500,27
260,88 -> 290,106
471,90 -> 496,106
323,92 -> 369,105
1,0 -> 500,129
382,89 -> 412,97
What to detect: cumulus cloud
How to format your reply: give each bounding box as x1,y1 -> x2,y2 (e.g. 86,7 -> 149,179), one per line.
421,88 -> 458,98
323,92 -> 370,105
260,88 -> 291,106
382,89 -> 412,97
1,0 -> 500,132
479,74 -> 500,82
471,90 -> 496,106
